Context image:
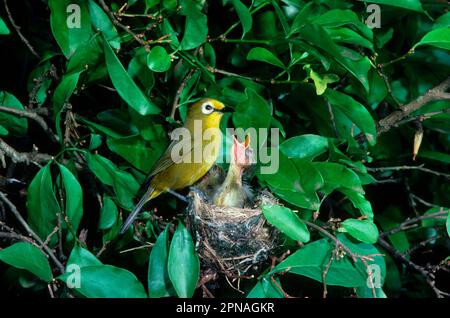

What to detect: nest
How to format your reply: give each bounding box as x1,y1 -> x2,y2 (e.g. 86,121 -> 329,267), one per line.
186,189 -> 279,279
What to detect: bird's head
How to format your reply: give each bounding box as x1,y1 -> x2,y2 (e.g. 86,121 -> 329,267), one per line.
231,134 -> 255,168
187,98 -> 225,128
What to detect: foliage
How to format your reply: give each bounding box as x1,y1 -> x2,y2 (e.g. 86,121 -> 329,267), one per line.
0,0 -> 449,298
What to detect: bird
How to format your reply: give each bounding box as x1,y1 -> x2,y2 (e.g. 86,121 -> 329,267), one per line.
212,134 -> 255,208
120,98 -> 225,234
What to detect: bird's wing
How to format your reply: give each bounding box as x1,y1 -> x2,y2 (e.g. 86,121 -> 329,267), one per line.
140,136 -> 195,189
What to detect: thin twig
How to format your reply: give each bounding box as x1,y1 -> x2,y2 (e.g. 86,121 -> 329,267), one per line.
0,138 -> 52,165
0,106 -> 59,142
3,0 -> 40,59
379,210 -> 448,238
97,0 -> 149,49
170,69 -> 196,119
0,191 -> 65,274
367,164 -> 450,180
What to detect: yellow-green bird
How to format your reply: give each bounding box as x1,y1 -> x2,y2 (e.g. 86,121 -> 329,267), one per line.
120,98 -> 225,234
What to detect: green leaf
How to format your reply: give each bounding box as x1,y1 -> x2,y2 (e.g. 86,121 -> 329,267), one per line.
179,0 -> 208,50
106,135 -> 164,173
99,196 -> 118,230
304,65 -> 339,95
57,164 -> 83,238
86,153 -> 140,209
295,24 -> 371,92
147,46 -> 172,72
358,0 -> 424,13
0,17 -> 10,35
414,28 -> 450,51
129,47 -> 155,93
247,276 -> 284,298
280,134 -> 329,160
103,37 -> 160,116
58,265 -> 147,298
446,212 -> 450,238
168,222 -> 200,298
231,0 -> 252,38
313,162 -> 364,195
271,238 -> 367,287
49,0 -> 92,57
53,71 -> 82,115
148,226 -> 174,298
247,47 -> 285,69
421,207 -> 448,227
324,89 -> 376,145
313,9 -> 373,40
434,12 -> 450,29
0,91 -> 28,136
0,242 -> 53,282
339,188 -> 374,220
419,151 -> 450,164
88,0 -> 120,49
262,205 -> 310,243
66,244 -> 102,268
232,88 -> 272,144
339,218 -> 379,244
27,163 -> 61,244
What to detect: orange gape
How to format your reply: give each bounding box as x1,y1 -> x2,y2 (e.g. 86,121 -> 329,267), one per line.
120,98 -> 225,234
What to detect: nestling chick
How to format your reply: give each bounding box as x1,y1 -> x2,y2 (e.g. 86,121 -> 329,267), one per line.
212,135 -> 255,208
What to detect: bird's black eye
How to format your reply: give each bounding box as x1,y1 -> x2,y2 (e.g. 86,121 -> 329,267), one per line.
205,104 -> 213,111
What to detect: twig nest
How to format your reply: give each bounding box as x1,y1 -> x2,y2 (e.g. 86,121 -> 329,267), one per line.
186,189 -> 279,279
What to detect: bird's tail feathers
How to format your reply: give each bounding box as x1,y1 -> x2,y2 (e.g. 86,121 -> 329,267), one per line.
120,187 -> 155,234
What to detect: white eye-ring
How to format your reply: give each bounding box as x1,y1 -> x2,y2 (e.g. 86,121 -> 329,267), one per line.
201,102 -> 215,115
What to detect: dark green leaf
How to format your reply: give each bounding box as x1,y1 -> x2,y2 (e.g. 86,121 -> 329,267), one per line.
103,37 -> 160,116
339,218 -> 379,244
0,17 -> 10,35
58,163 -> 83,239
49,0 -> 92,57
99,196 -> 118,230
414,28 -> 450,51
324,89 -> 376,145
247,47 -> 285,69
0,242 -> 53,282
280,134 -> 329,160
358,0 -> 424,13
88,0 -> 120,49
147,46 -> 172,72
0,91 -> 28,136
168,222 -> 200,298
232,0 -> 252,38
148,226 -> 174,298
262,205 -> 310,242
179,0 -> 208,50
58,265 -> 147,298
27,163 -> 60,244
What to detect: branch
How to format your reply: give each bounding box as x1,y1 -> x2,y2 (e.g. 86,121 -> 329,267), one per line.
377,237 -> 449,298
0,191 -> 65,274
304,220 -> 378,298
0,106 -> 59,142
378,77 -> 450,136
0,138 -> 52,165
97,0 -> 149,49
3,0 -> 40,59
170,69 -> 195,119
367,164 -> 450,181
379,209 -> 448,238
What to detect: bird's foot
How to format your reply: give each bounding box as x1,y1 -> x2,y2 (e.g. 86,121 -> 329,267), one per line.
167,189 -> 189,203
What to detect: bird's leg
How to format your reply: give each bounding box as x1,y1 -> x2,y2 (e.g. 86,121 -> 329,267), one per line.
167,189 -> 189,202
